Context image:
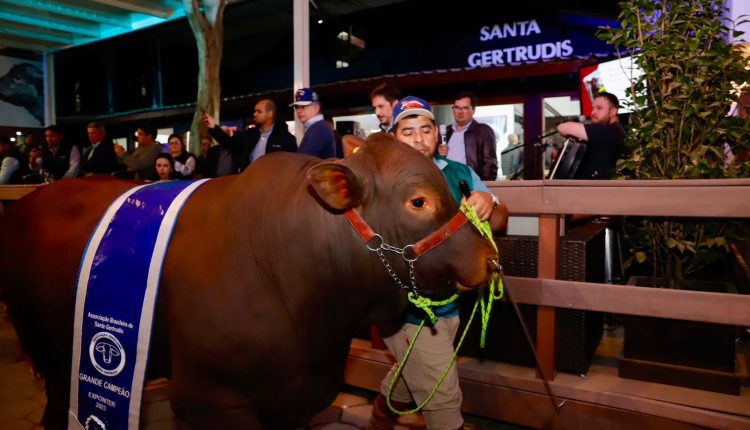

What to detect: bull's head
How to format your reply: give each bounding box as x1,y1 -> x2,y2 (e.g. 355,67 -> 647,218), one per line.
308,133 -> 498,305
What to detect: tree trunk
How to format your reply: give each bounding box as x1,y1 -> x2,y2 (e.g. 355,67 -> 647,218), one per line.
184,0 -> 227,148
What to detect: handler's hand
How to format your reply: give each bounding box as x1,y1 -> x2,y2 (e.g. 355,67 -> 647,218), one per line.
461,191 -> 493,221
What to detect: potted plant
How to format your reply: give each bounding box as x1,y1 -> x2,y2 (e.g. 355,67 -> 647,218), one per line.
598,0 -> 750,394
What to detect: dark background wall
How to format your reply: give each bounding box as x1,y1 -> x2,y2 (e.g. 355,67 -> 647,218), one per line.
49,0 -> 620,138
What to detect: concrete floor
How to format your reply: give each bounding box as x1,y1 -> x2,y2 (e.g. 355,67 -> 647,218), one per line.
0,301 -> 527,430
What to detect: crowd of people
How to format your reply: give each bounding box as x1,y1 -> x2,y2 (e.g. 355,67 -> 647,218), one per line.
0,85 -> 514,187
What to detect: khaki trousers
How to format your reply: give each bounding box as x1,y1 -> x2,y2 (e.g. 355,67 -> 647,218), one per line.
380,316 -> 463,430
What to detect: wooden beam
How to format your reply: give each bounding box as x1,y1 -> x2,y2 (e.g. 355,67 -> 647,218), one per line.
0,0 -> 131,28
542,181 -> 750,218
88,0 -> 173,18
502,277 -> 750,326
0,22 -> 73,45
0,8 -> 101,37
541,279 -> 750,326
536,214 -> 559,381
486,179 -> 750,217
0,185 -> 41,201
486,180 -> 543,214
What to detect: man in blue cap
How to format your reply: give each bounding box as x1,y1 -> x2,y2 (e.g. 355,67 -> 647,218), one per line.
367,96 -> 507,430
290,88 -> 336,158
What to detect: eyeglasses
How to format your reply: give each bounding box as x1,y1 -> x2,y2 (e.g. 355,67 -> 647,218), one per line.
452,105 -> 472,111
293,104 -> 311,111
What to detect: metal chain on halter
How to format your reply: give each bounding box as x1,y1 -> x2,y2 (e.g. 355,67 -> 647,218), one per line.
372,239 -> 444,323
374,234 -> 450,324
373,243 -> 418,295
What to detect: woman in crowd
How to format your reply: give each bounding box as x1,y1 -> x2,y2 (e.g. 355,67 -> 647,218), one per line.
167,133 -> 196,179
154,153 -> 175,181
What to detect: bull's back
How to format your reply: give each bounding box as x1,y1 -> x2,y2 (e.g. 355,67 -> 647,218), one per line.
0,177 -> 138,364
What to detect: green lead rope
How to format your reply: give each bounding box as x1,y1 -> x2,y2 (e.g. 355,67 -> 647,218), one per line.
389,204 -> 504,415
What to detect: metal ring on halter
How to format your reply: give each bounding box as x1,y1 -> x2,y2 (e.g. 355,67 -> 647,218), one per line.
365,234 -> 384,251
401,244 -> 418,262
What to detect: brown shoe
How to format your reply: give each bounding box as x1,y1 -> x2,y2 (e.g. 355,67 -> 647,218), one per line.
367,394 -> 410,430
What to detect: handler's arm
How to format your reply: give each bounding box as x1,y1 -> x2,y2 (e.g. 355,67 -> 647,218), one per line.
466,168 -> 509,233
557,122 -> 588,141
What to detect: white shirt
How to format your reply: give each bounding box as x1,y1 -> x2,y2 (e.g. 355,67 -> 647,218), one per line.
250,124 -> 274,163
446,121 -> 472,164
0,156 -> 20,184
64,145 -> 81,178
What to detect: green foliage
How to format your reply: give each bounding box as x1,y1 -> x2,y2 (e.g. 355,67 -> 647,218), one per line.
600,0 -> 750,288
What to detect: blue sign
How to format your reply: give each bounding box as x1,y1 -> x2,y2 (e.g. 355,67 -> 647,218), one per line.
69,179 -> 209,430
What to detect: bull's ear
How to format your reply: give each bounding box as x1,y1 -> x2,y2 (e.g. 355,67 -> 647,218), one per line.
307,162 -> 364,210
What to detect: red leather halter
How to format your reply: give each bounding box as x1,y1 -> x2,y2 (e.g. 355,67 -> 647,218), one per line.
345,209 -> 468,260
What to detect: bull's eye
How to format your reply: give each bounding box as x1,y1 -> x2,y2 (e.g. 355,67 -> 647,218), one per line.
411,198 -> 425,208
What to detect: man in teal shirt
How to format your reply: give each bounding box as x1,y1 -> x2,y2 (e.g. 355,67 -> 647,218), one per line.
368,96 -> 507,430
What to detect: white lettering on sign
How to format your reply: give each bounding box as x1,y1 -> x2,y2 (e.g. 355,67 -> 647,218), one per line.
480,20 -> 541,41
468,40 -> 573,68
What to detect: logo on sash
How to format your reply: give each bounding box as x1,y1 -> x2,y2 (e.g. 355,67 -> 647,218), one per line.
90,332 -> 126,377
68,179 -> 209,430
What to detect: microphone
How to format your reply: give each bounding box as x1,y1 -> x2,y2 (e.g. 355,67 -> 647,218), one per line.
533,129 -> 558,146
458,180 -> 471,199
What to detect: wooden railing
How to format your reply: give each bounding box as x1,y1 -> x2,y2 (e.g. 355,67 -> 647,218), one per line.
486,178 -> 750,380
0,184 -> 40,215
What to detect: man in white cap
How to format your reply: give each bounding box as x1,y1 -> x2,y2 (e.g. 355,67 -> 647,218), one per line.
290,88 -> 336,158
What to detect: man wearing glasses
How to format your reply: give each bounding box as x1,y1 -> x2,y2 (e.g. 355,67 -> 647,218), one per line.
444,91 -> 498,180
290,88 -> 336,159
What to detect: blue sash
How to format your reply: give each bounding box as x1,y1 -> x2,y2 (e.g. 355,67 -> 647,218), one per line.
68,179 -> 209,430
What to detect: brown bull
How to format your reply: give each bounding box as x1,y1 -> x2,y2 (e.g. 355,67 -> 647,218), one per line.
0,133 -> 498,429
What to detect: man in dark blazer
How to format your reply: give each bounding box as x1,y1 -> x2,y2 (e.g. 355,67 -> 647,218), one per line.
80,121 -> 120,175
444,91 -> 498,180
201,99 -> 297,173
197,136 -> 237,179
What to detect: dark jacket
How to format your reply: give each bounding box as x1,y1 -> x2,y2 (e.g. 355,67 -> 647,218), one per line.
43,142 -> 79,179
199,145 -> 236,178
445,120 -> 498,180
80,139 -> 120,175
208,123 -> 297,173
298,119 -> 335,159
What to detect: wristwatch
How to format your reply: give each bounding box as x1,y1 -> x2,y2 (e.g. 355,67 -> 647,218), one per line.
490,194 -> 500,209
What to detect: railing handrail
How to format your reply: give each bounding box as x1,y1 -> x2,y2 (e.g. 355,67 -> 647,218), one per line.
0,184 -> 42,201
488,178 -> 750,217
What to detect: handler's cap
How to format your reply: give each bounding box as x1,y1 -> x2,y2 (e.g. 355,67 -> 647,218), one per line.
289,88 -> 319,107
390,96 -> 434,130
